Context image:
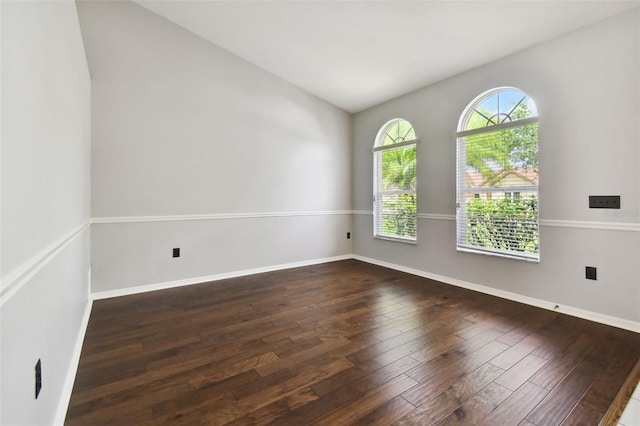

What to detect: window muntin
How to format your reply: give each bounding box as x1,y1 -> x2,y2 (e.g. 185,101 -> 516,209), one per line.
373,119 -> 417,242
456,88 -> 539,261
380,120 -> 416,145
460,90 -> 538,131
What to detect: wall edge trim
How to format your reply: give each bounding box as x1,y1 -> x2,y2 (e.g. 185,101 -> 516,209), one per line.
0,222 -> 90,306
94,211 -> 639,232
91,210 -> 354,224
91,254 -> 353,300
540,219 -> 640,232
354,210 -> 640,231
353,255 -> 640,333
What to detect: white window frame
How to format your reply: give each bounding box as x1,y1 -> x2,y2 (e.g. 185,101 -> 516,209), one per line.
373,119 -> 418,243
456,87 -> 539,262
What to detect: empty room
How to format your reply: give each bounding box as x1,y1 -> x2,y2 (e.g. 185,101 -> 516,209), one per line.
1,0 -> 640,425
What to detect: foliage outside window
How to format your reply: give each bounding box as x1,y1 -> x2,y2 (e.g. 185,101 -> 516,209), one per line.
456,87 -> 539,261
373,119 -> 417,242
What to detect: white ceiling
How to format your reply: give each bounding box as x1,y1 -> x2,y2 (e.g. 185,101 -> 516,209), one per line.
133,0 -> 639,113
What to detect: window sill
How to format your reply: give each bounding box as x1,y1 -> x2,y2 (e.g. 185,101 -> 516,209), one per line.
374,235 -> 417,245
457,246 -> 539,263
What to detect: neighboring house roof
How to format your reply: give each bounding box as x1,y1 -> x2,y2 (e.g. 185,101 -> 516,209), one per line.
466,171 -> 486,188
466,167 -> 539,188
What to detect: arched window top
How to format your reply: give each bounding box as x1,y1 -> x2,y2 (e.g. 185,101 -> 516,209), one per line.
375,118 -> 417,147
458,87 -> 538,132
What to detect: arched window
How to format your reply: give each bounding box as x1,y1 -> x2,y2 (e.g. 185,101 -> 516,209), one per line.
456,87 -> 539,261
373,118 -> 417,242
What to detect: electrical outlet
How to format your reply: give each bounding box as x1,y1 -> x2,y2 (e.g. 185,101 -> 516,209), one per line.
35,359 -> 42,399
346,232 -> 351,239
589,195 -> 620,209
172,248 -> 180,258
585,266 -> 597,280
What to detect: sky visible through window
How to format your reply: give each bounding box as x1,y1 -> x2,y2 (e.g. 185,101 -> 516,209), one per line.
465,89 -> 537,131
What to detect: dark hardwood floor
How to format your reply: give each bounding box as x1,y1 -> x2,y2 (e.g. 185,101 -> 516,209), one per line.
66,260 -> 640,425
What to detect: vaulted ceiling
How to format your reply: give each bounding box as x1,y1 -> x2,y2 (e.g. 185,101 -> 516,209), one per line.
133,0 -> 639,112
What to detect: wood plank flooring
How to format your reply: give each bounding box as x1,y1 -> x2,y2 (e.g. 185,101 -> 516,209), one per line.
66,260 -> 640,425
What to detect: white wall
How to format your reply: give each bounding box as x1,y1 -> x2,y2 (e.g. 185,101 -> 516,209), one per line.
77,0 -> 352,294
352,10 -> 640,325
0,2 -> 635,423
1,1 -> 91,424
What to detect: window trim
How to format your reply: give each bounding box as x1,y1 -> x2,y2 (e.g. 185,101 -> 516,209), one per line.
456,116 -> 539,138
374,234 -> 418,245
455,87 -> 539,262
373,118 -> 418,243
372,138 -> 418,152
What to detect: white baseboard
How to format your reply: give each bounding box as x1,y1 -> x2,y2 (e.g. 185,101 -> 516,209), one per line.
92,253 -> 639,333
54,298 -> 93,426
353,255 -> 640,333
91,254 -> 353,300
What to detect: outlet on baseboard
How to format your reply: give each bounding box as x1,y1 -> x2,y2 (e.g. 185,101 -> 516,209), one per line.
346,232 -> 351,239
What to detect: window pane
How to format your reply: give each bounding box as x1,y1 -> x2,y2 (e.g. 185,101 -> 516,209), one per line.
381,146 -> 417,191
378,193 -> 417,239
465,124 -> 539,186
464,90 -> 538,131
465,193 -> 538,254
382,120 -> 416,146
